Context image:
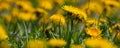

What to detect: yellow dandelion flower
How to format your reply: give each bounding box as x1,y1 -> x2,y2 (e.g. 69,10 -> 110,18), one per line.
18,12 -> 37,21
0,41 -> 10,48
62,5 -> 87,21
2,0 -> 15,3
71,44 -> 83,48
0,25 -> 8,41
38,0 -> 54,10
48,39 -> 67,47
49,14 -> 66,25
26,40 -> 45,48
81,2 -> 103,14
85,27 -> 102,37
101,0 -> 120,9
0,2 -> 10,11
16,1 -> 35,12
84,38 -> 117,48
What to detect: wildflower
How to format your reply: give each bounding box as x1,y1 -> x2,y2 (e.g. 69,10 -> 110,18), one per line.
71,44 -> 83,48
84,38 -> 117,48
0,2 -> 10,11
38,0 -> 54,10
0,25 -> 8,41
26,40 -> 45,48
101,0 -> 120,9
62,5 -> 87,21
18,12 -> 37,21
85,27 -> 102,37
49,14 -> 66,25
0,41 -> 10,48
101,0 -> 120,15
48,39 -> 67,47
16,1 -> 34,12
81,2 -> 103,14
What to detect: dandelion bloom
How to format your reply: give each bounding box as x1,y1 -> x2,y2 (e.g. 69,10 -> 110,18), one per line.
101,0 -> 120,15
101,0 -> 120,9
18,12 -> 37,21
0,2 -> 10,11
85,27 -> 102,37
84,38 -> 117,48
0,25 -> 8,41
15,1 -> 34,12
62,5 -> 87,21
50,14 -> 66,25
48,39 -> 67,47
38,0 -> 54,10
70,44 -> 83,48
81,2 -> 103,14
26,40 -> 45,48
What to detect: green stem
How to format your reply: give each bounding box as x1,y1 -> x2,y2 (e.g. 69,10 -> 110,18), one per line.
66,19 -> 73,48
59,22 -> 61,38
23,21 -> 28,43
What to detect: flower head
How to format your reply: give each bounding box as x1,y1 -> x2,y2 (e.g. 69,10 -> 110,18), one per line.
81,2 -> 103,14
84,38 -> 117,48
48,39 -> 67,47
26,40 -> 45,48
16,1 -> 34,12
70,44 -> 83,48
38,0 -> 53,10
101,0 -> 120,9
0,25 -> 8,41
50,14 -> 66,25
85,27 -> 102,37
18,12 -> 37,21
0,2 -> 10,11
62,5 -> 87,21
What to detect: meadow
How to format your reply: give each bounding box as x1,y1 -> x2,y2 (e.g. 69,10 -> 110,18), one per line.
0,0 -> 120,48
